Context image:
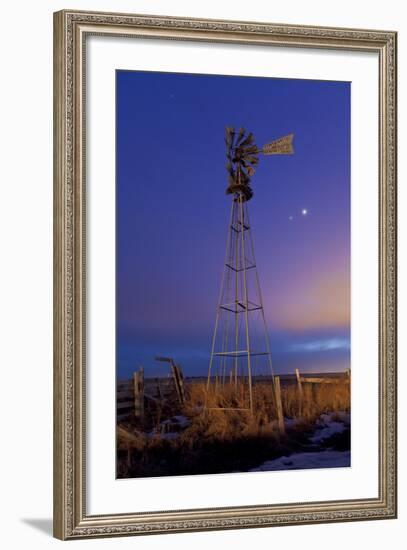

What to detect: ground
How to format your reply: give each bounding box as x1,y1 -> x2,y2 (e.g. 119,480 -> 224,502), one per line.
117,379 -> 351,478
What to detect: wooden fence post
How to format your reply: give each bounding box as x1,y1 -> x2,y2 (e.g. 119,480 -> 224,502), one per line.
295,368 -> 303,397
172,363 -> 185,406
274,376 -> 285,434
155,356 -> 185,406
295,368 -> 303,418
133,367 -> 144,421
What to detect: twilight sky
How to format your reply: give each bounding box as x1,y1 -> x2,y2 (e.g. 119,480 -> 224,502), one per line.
116,70 -> 350,379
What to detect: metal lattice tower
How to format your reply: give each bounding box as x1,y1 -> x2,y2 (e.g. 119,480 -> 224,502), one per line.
206,127 -> 294,412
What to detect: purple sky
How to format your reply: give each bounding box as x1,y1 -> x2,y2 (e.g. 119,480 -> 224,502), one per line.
116,71 -> 350,379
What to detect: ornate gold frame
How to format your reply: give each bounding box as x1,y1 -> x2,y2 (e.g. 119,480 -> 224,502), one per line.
53,9 -> 397,540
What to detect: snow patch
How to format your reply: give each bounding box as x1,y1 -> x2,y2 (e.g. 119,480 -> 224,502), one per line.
310,422 -> 345,443
250,450 -> 350,472
309,412 -> 350,443
171,415 -> 190,428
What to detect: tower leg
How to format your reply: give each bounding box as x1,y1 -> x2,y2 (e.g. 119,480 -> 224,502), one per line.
234,198 -> 240,389
239,195 -> 253,412
245,206 -> 277,406
206,199 -> 235,392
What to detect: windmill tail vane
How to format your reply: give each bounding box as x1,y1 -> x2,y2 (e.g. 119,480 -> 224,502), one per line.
225,126 -> 294,201
262,133 -> 294,155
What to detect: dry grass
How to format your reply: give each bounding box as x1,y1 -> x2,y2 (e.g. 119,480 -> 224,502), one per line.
117,378 -> 350,478
188,379 -> 350,428
281,381 -> 350,419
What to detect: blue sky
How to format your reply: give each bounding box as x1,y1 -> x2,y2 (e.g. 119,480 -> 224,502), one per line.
116,70 -> 350,379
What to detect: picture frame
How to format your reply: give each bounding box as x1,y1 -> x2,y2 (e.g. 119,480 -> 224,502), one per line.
53,9 -> 397,540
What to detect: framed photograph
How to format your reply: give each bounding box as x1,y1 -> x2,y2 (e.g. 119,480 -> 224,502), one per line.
53,9 -> 397,539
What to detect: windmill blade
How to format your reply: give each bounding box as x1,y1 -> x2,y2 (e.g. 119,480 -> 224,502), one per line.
262,133 -> 294,155
237,132 -> 255,148
226,143 -> 233,160
240,144 -> 259,155
225,126 -> 235,140
242,163 -> 256,177
235,127 -> 246,145
242,158 -> 257,175
238,164 -> 251,182
225,127 -> 235,149
225,162 -> 234,177
242,154 -> 259,166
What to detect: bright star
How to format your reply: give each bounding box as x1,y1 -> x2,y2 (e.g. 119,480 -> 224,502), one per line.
301,208 -> 308,216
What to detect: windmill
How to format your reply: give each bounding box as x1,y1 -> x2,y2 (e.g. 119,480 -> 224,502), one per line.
206,127 -> 294,413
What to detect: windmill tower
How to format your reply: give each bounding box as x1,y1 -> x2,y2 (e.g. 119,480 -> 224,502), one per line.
206,127 -> 294,412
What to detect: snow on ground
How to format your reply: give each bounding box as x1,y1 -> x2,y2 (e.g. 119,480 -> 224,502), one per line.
310,412 -> 350,443
250,450 -> 350,471
160,415 -> 190,429
310,420 -> 345,443
170,415 -> 190,428
146,415 -> 191,440
251,412 -> 351,472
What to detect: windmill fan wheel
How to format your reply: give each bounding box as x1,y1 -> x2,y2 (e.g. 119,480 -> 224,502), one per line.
224,126 -> 259,201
